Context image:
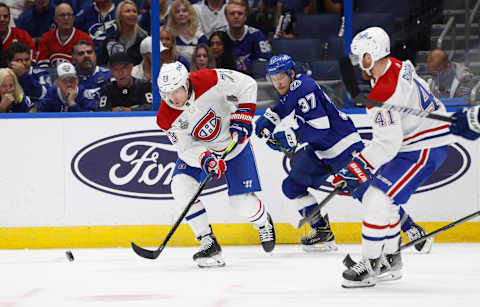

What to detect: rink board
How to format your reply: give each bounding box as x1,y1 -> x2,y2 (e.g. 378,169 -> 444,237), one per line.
0,112 -> 479,248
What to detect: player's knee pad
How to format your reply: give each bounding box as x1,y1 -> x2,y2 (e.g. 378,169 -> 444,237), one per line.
229,193 -> 266,224
362,186 -> 395,226
171,174 -> 200,206
282,176 -> 308,199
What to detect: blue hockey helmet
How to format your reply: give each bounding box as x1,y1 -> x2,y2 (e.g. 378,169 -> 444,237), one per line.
266,54 -> 295,77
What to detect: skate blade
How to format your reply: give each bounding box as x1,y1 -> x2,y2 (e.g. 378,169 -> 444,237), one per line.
302,241 -> 338,252
378,270 -> 402,282
415,237 -> 433,254
341,277 -> 376,288
196,254 -> 226,268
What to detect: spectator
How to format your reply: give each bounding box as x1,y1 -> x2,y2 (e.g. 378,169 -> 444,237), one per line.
71,40 -> 113,102
37,3 -> 94,67
160,25 -> 190,70
38,62 -> 97,112
0,3 -> 36,57
7,42 -> 51,108
190,43 -> 215,72
16,0 -> 56,40
166,0 -> 208,61
98,51 -> 153,111
97,0 -> 148,66
247,0 -> 295,40
75,0 -> 118,52
139,0 -> 169,34
193,0 -> 227,38
209,30 -> 236,70
426,49 -> 476,99
0,67 -> 34,113
131,36 -> 154,80
221,0 -> 271,73
4,0 -> 26,24
52,0 -> 87,13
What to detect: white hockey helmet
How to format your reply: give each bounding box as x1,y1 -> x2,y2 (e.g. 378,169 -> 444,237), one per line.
350,27 -> 390,71
157,61 -> 190,109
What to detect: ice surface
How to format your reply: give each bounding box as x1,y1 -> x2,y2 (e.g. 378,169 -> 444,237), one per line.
1,244 -> 480,307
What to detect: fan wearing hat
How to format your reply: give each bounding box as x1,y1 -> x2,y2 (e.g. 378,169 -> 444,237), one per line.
131,36 -> 157,81
37,62 -> 97,112
98,51 -> 153,111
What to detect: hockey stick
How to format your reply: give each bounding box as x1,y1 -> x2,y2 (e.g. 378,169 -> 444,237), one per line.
343,210 -> 480,268
131,138 -> 238,260
297,183 -> 345,228
260,129 -> 295,159
338,56 -> 456,124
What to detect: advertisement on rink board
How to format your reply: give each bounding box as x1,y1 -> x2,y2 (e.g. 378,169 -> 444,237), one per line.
0,113 -> 478,245
63,114 -> 478,227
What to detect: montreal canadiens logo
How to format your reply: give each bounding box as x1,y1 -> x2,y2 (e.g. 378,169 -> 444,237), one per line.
71,130 -> 227,199
192,109 -> 222,141
283,128 -> 470,194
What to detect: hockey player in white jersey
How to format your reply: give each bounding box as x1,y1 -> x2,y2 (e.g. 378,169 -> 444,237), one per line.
156,62 -> 275,268
333,27 -> 453,288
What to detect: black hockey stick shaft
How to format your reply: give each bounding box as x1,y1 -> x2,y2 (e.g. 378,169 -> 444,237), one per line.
297,183 -> 344,228
131,139 -> 237,260
343,210 -> 480,268
338,56 -> 456,124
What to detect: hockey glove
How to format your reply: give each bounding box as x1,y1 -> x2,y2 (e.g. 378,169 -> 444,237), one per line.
254,108 -> 281,138
450,106 -> 480,140
200,151 -> 227,179
230,104 -> 255,144
332,155 -> 374,194
266,128 -> 298,152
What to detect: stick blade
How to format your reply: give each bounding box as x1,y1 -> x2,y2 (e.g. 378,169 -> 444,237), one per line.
131,242 -> 162,259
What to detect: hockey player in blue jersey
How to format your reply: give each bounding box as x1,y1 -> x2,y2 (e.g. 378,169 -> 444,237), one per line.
255,54 -> 364,251
255,54 -> 433,254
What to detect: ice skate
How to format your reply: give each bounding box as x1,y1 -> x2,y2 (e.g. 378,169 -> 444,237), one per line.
377,252 -> 403,281
342,257 -> 380,288
405,223 -> 432,253
301,214 -> 338,252
255,213 -> 276,252
193,232 -> 225,268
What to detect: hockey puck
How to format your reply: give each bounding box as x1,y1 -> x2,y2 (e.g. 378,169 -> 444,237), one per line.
66,250 -> 74,262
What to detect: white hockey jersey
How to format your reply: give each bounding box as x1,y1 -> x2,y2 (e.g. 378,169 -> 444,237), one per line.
156,68 -> 257,167
361,57 -> 454,170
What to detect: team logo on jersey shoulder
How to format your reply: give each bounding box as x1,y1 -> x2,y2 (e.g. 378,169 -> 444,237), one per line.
192,109 -> 222,141
290,80 -> 302,91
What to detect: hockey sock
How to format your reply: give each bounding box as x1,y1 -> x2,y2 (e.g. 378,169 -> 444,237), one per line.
399,206 -> 415,232
300,204 -> 327,228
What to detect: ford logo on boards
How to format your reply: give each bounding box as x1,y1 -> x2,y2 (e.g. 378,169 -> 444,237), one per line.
71,130 -> 227,199
283,130 -> 470,194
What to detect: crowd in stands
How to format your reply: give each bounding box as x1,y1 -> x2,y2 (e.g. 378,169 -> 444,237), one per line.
0,0 -> 474,113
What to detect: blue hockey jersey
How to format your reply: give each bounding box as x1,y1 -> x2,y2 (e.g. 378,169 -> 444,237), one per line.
272,74 -> 361,160
5,95 -> 34,113
38,85 -> 97,112
18,67 -> 52,105
222,25 -> 271,72
75,3 -> 118,51
77,66 -> 113,102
